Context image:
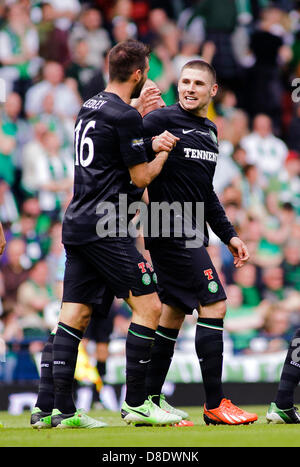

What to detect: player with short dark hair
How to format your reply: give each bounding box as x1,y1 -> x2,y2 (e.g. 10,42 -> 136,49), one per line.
30,39 -> 181,429
181,59 -> 217,83
108,40 -> 150,85
143,60 -> 258,426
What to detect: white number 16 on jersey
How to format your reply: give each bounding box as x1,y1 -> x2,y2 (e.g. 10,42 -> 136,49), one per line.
74,119 -> 96,167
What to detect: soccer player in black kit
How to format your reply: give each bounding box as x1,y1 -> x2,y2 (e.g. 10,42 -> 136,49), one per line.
143,60 -> 258,425
30,39 -> 181,429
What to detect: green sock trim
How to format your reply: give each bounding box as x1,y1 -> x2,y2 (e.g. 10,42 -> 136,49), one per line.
128,329 -> 155,340
57,324 -> 82,341
155,330 -> 177,342
197,320 -> 223,331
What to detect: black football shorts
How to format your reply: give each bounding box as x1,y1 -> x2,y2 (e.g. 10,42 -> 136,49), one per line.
62,237 -> 157,317
148,238 -> 226,314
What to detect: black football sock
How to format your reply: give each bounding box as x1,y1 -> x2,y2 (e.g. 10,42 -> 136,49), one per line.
52,322 -> 83,414
125,322 -> 156,407
96,360 -> 106,401
146,325 -> 179,405
195,317 -> 224,410
97,360 -> 106,380
275,328 -> 300,409
35,332 -> 55,412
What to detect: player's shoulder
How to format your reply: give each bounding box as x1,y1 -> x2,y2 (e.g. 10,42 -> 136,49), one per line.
118,104 -> 142,127
143,104 -> 178,127
81,91 -> 141,122
202,117 -> 218,144
145,104 -> 178,118
204,117 -> 217,134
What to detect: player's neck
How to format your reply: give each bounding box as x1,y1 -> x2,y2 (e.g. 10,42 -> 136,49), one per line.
105,82 -> 133,104
193,109 -> 208,118
179,101 -> 208,119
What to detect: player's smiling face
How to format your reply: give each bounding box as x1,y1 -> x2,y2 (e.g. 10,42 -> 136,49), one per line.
178,68 -> 218,117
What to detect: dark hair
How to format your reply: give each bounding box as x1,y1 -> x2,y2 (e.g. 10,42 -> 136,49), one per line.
281,202 -> 294,212
243,163 -> 256,175
108,39 -> 151,83
181,60 -> 217,83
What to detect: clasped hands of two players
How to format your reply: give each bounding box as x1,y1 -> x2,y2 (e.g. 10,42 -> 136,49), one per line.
151,125 -> 179,155
135,85 -> 179,153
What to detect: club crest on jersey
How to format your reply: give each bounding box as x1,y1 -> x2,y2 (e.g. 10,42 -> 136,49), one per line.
209,129 -> 218,146
142,273 -> 151,285
208,281 -> 219,293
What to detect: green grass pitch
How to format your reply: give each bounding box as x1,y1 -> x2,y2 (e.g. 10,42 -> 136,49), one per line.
0,406 -> 299,447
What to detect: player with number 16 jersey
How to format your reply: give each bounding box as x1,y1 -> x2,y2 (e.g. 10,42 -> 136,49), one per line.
62,90 -> 157,302
31,40 -> 181,429
62,92 -> 147,245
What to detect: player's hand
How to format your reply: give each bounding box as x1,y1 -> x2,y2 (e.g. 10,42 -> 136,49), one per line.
138,86 -> 164,117
227,237 -> 249,268
152,130 -> 179,153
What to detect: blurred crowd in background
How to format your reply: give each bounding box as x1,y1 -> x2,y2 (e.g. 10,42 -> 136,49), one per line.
0,0 -> 300,382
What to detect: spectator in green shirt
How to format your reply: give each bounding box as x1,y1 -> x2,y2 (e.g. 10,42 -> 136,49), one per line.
225,284 -> 266,354
147,41 -> 177,106
282,240 -> 300,292
233,262 -> 262,306
0,117 -> 16,187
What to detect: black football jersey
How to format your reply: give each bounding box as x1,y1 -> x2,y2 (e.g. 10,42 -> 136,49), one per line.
62,91 -> 148,245
143,103 -> 237,245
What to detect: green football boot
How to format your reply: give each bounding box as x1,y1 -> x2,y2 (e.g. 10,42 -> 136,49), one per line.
30,407 -> 52,429
158,394 -> 189,420
266,402 -> 300,424
121,395 -> 182,426
48,408 -> 107,428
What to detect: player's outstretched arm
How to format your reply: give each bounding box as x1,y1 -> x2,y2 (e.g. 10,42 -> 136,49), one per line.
205,190 -> 249,267
129,124 -> 179,188
129,150 -> 169,188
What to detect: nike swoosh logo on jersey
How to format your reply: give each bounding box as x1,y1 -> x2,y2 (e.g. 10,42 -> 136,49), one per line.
139,359 -> 151,364
182,129 -> 195,134
131,408 -> 151,417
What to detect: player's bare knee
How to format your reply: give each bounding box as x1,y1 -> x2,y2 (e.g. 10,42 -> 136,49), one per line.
140,297 -> 161,321
67,314 -> 90,333
212,300 -> 226,319
151,296 -> 162,318
60,302 -> 92,332
127,292 -> 161,317
200,299 -> 226,319
160,304 -> 185,329
130,293 -> 162,329
79,312 -> 91,332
